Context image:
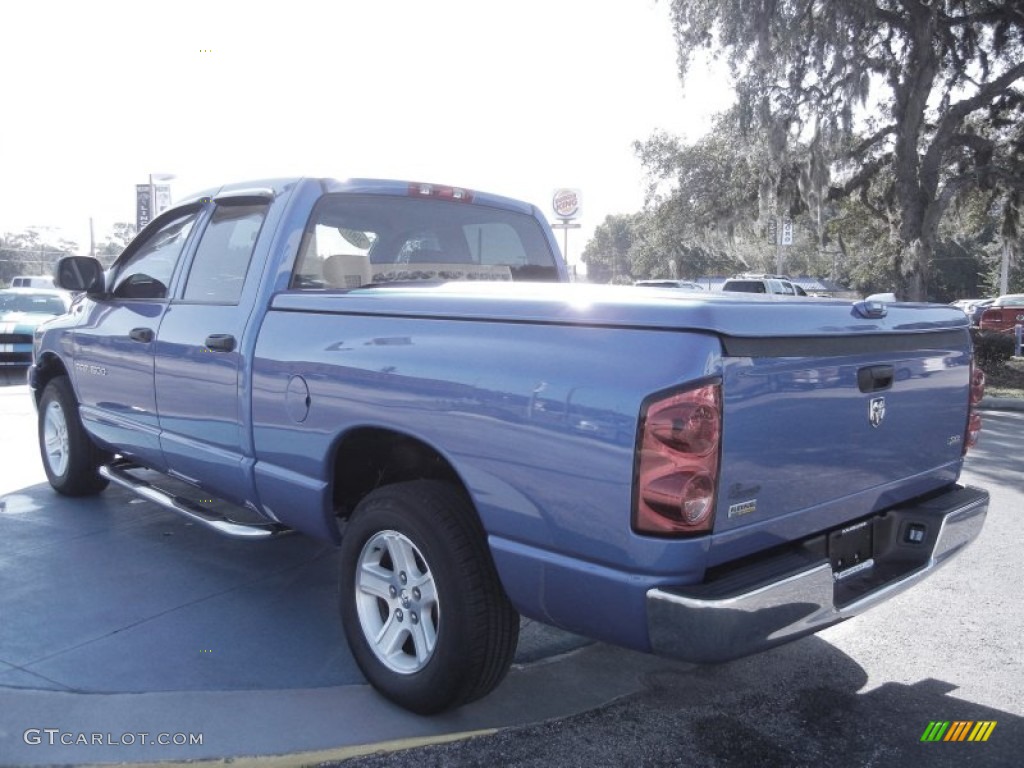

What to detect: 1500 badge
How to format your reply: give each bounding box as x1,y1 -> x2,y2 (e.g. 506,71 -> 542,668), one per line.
728,499 -> 757,518
75,362 -> 107,376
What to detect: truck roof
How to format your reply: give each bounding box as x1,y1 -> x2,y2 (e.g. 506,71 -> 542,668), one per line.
177,177 -> 538,216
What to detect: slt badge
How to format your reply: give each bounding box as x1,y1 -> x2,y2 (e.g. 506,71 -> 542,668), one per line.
869,396 -> 886,428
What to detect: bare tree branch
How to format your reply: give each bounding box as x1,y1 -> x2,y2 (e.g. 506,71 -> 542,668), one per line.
925,61 -> 1024,182
829,153 -> 893,200
848,125 -> 898,159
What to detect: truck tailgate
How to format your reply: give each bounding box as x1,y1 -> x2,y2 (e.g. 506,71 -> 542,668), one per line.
711,325 -> 972,560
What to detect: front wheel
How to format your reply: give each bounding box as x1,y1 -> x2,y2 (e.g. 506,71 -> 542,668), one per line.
38,376 -> 110,496
339,480 -> 519,714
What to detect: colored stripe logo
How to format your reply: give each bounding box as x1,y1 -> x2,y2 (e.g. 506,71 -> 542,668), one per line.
921,721 -> 996,742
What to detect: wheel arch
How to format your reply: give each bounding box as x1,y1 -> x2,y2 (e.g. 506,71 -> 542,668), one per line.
331,426 -> 469,524
326,426 -> 535,621
31,352 -> 72,407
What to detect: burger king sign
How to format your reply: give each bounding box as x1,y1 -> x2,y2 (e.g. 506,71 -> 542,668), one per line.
552,188 -> 581,220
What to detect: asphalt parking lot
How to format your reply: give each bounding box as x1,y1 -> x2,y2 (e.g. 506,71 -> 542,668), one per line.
1,368 -> 1022,766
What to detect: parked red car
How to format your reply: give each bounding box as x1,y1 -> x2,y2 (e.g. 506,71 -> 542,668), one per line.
979,294 -> 1024,332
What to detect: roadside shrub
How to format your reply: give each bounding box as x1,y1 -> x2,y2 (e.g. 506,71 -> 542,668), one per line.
970,329 -> 1016,370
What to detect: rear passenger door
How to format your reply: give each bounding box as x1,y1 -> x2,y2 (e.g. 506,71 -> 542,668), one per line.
154,194 -> 271,504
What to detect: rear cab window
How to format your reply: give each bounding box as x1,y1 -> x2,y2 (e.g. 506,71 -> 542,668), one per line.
290,194 -> 560,289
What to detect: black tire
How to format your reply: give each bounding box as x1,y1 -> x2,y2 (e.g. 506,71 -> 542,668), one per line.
38,376 -> 110,496
339,480 -> 519,714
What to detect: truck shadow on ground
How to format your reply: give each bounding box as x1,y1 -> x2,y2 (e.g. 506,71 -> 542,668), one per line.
339,636 -> 1024,768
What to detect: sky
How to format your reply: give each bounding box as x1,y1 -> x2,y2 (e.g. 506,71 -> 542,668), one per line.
0,0 -> 733,269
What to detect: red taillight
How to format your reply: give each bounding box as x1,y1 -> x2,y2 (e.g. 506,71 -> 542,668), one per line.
633,383 -> 722,536
970,365 -> 986,406
408,182 -> 473,202
965,362 -> 985,452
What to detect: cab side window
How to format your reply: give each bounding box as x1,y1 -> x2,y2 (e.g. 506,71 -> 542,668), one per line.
183,203 -> 268,304
113,212 -> 198,299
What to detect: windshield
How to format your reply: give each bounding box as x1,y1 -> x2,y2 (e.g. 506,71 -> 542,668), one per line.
292,194 -> 560,288
0,291 -> 68,314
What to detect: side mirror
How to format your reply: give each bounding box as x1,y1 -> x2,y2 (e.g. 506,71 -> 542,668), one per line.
56,256 -> 106,296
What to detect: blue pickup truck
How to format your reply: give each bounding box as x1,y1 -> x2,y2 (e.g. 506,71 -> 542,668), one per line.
31,177 -> 988,714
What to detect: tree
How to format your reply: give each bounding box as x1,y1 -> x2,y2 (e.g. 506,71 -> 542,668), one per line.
95,222 -> 137,266
628,202 -> 746,280
636,121 -> 763,275
0,229 -> 79,287
580,214 -> 640,283
669,0 -> 1024,300
634,113 -> 834,280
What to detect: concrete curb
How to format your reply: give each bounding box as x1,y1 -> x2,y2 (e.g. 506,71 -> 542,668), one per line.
979,396 -> 1024,411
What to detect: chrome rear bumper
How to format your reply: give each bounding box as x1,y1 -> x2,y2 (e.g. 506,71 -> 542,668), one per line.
647,484 -> 988,663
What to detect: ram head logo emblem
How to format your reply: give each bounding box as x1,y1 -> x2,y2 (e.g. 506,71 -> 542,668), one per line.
869,396 -> 886,428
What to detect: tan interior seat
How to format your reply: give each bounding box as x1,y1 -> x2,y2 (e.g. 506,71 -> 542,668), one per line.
323,254 -> 372,288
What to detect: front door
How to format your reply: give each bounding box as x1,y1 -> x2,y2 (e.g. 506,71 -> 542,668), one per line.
73,209 -> 201,470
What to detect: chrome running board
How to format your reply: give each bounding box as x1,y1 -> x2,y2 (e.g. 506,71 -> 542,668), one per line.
99,460 -> 290,540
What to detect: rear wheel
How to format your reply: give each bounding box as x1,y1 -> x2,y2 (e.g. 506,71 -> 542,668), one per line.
339,480 -> 519,714
38,376 -> 109,496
